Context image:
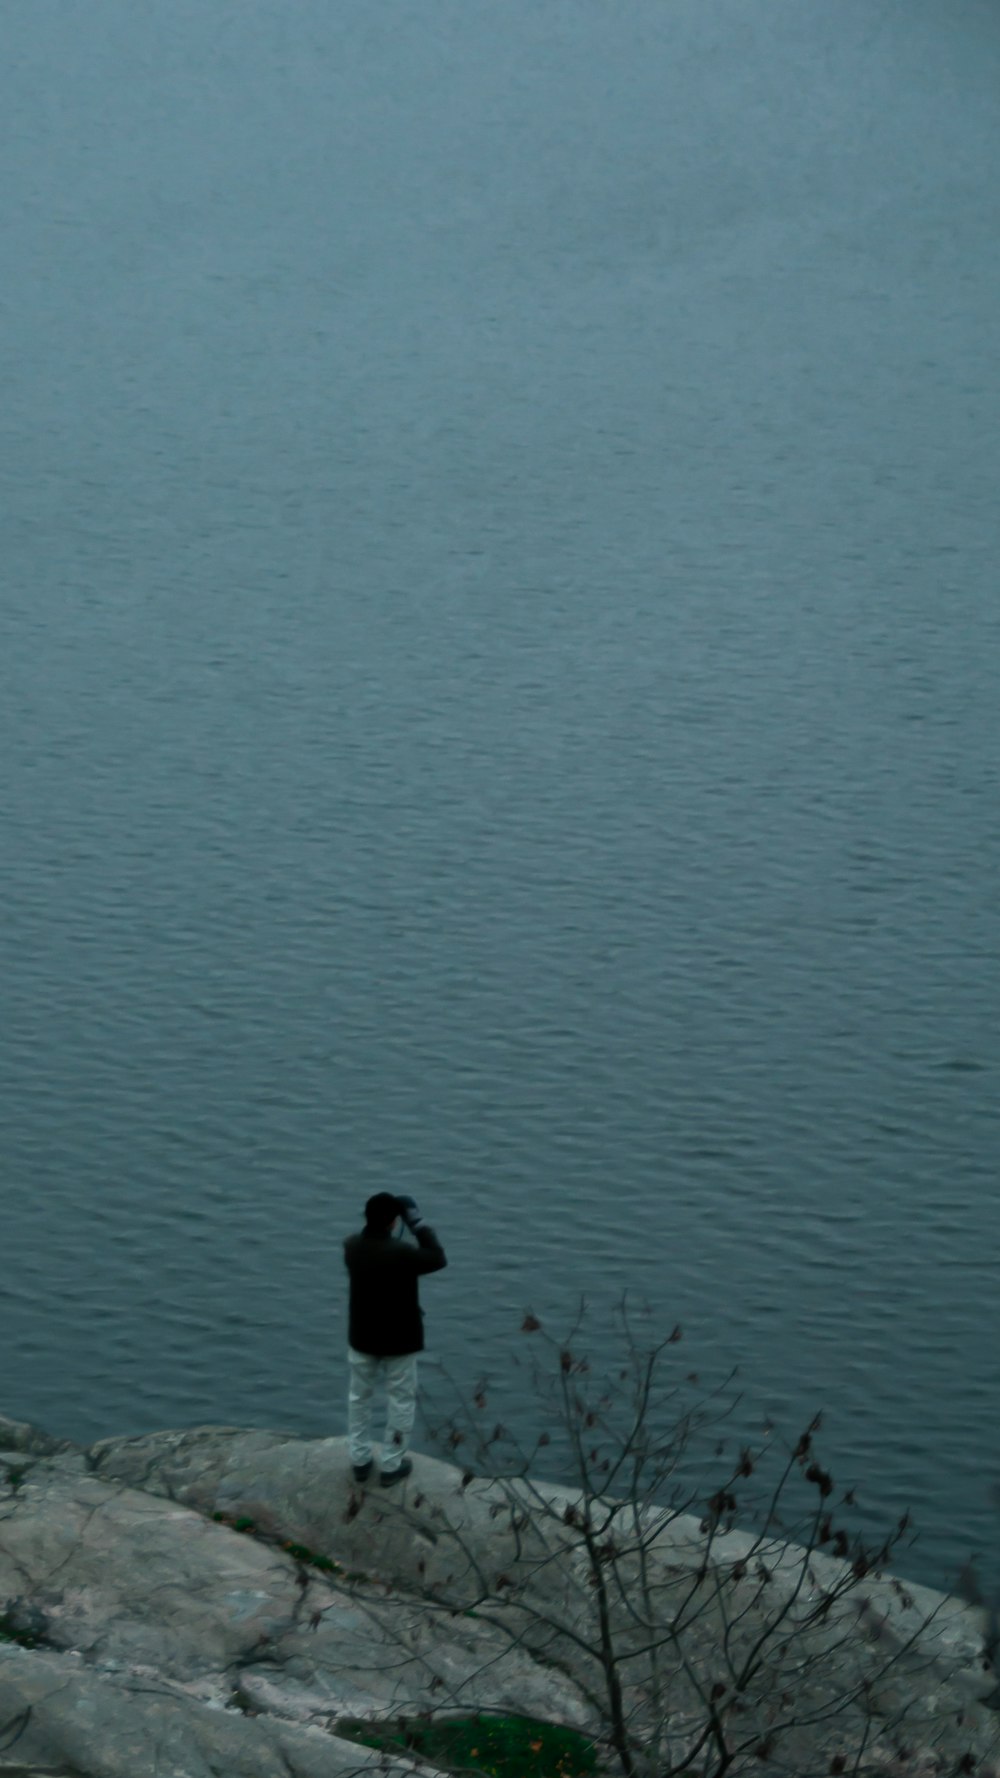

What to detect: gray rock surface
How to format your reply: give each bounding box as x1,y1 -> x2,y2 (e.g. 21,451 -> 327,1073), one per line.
0,1419 -> 996,1777
0,1643 -> 394,1778
0,1426 -> 590,1778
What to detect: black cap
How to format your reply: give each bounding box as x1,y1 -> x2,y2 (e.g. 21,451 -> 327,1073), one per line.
365,1192 -> 401,1233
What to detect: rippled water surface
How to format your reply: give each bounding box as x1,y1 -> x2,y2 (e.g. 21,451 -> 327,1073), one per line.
2,0 -> 999,1592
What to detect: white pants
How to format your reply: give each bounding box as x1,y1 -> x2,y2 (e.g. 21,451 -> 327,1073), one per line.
347,1348 -> 418,1473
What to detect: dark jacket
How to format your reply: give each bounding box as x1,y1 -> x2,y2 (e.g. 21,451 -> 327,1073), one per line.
343,1224 -> 447,1358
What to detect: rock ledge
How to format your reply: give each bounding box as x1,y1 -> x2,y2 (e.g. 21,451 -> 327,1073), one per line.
0,1414 -> 996,1778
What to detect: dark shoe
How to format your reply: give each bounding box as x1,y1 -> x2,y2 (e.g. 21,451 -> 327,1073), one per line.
352,1460 -> 373,1483
379,1458 -> 413,1488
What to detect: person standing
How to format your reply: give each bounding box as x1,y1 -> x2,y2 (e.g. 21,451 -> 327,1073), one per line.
343,1191 -> 447,1485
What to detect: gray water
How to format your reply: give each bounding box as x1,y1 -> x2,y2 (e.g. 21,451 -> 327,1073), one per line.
2,0 -> 999,1594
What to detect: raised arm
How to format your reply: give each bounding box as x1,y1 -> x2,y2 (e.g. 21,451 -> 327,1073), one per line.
396,1195 -> 447,1274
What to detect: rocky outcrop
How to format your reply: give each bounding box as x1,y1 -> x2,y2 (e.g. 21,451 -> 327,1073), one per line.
0,1413 -> 996,1777
0,1418 -> 591,1778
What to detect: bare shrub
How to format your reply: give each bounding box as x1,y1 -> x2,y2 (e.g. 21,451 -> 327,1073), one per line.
369,1299 -> 1000,1778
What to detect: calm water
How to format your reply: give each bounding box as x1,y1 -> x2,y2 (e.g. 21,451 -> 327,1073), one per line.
2,0 -> 998,1594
